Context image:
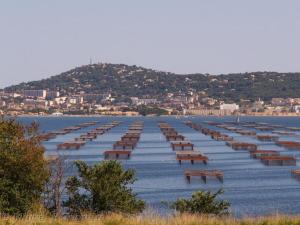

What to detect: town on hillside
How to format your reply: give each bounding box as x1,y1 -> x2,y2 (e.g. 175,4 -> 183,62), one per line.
1,89 -> 300,116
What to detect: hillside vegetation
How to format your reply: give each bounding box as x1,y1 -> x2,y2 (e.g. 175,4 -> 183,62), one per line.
5,63 -> 300,102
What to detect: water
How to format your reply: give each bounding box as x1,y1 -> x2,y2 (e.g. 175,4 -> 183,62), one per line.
17,116 -> 300,217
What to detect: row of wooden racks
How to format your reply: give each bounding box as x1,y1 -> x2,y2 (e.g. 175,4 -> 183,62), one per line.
56,121 -> 121,150
158,121 -> 223,183
210,122 -> 298,166
103,121 -> 144,160
186,120 -> 300,179
38,121 -> 100,141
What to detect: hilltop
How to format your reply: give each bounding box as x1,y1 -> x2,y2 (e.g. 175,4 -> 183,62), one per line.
5,63 -> 300,102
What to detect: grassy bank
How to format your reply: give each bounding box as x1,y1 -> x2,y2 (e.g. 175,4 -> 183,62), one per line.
2,214 -> 300,225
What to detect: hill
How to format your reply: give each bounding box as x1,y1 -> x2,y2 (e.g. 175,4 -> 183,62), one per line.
5,63 -> 300,102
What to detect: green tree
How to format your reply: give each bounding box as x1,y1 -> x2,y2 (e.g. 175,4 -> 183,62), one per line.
136,105 -> 168,116
170,189 -> 230,216
64,160 -> 145,216
0,118 -> 49,216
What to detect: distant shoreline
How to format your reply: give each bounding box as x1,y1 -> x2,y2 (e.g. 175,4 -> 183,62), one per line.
13,114 -> 300,118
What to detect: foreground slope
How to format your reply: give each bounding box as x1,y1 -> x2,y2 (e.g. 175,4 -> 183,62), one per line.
2,214 -> 300,225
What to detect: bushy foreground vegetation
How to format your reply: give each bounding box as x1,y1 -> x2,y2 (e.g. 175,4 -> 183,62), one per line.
0,118 -> 49,215
169,189 -> 230,215
64,160 -> 145,216
2,214 -> 300,225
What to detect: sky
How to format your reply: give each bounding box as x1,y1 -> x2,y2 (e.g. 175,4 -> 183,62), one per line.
0,0 -> 300,88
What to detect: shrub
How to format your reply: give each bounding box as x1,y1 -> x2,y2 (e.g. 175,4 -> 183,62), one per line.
64,160 -> 145,216
170,189 -> 230,216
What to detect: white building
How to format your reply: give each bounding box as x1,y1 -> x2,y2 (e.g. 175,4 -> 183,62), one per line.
67,96 -> 83,105
94,105 -> 110,111
51,112 -> 63,116
294,105 -> 300,113
54,97 -> 67,105
24,90 -> 47,98
271,98 -> 286,106
46,91 -> 60,99
131,97 -> 159,106
220,103 -> 239,112
0,92 -> 21,98
252,99 -> 265,111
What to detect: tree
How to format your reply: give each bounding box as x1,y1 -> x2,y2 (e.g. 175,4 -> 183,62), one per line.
0,118 -> 49,216
43,155 -> 71,216
136,105 -> 168,116
64,160 -> 145,216
170,189 -> 230,216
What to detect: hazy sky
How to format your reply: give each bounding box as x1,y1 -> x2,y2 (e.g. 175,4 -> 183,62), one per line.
1,0 -> 300,88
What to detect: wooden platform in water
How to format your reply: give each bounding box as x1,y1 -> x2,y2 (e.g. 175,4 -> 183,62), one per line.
176,151 -> 208,164
63,126 -> 81,132
75,134 -> 96,141
176,154 -> 208,164
224,127 -> 243,132
184,170 -> 223,183
50,130 -> 69,135
38,133 -> 57,141
87,130 -> 104,135
57,141 -> 86,150
211,133 -> 233,141
250,150 -> 279,158
113,141 -> 137,150
171,141 -> 194,150
276,141 -> 300,150
160,127 -> 176,132
227,142 -> 257,151
185,121 -> 202,130
254,126 -> 274,131
260,156 -> 296,166
104,150 -> 131,159
163,130 -> 178,135
112,122 -> 143,151
272,131 -> 295,136
287,127 -> 300,131
256,135 -> 279,141
166,134 -> 185,141
236,130 -> 256,136
201,128 -> 216,135
121,136 -> 140,142
291,170 -> 300,180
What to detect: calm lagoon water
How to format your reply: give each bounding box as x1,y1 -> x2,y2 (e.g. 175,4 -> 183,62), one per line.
17,116 -> 300,217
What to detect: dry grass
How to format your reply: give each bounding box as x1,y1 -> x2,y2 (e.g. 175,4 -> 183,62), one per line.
1,214 -> 300,225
